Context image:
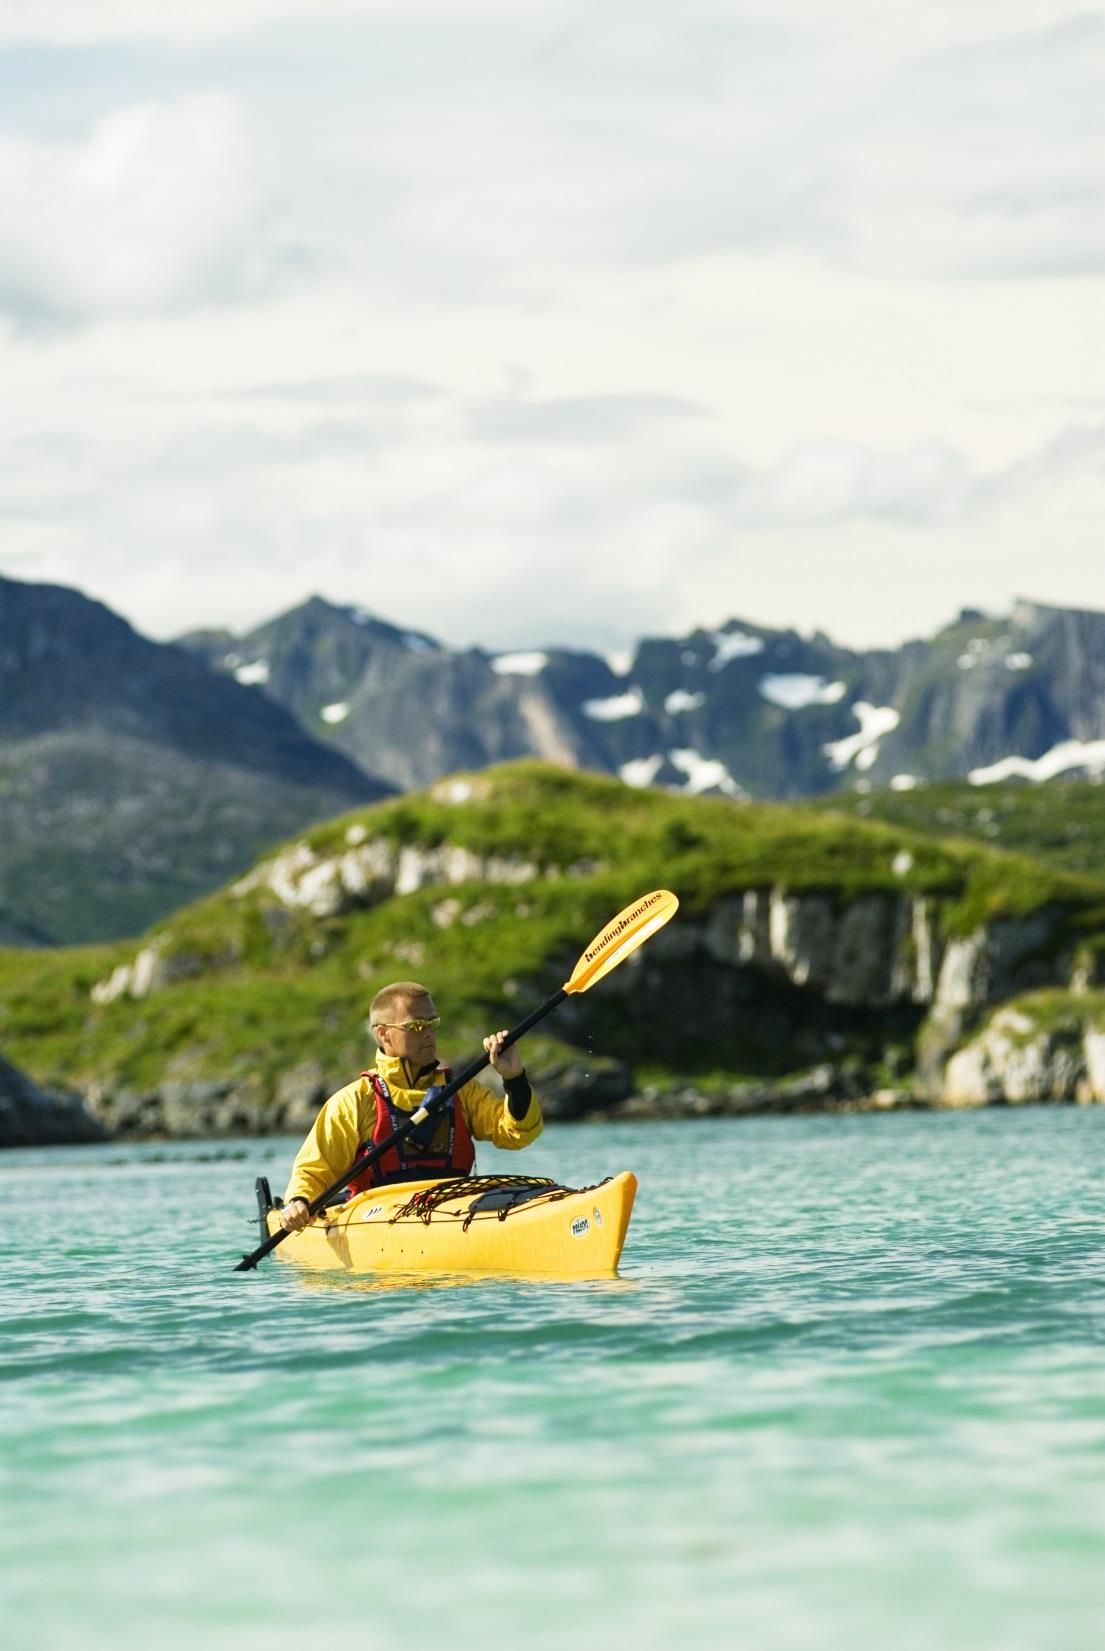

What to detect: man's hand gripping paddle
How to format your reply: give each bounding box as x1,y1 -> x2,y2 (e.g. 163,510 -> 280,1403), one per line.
234,889 -> 679,1271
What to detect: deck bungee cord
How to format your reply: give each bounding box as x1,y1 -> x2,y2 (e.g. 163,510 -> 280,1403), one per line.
391,1173 -> 611,1231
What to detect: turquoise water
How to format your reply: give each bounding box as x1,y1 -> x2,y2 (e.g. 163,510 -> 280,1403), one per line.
2,1107 -> 1103,1651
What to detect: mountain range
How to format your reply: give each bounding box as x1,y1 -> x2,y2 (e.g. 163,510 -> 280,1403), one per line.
182,593 -> 1105,799
4,572 -> 1105,944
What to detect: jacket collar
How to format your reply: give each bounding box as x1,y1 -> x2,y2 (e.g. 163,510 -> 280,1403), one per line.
375,1051 -> 439,1092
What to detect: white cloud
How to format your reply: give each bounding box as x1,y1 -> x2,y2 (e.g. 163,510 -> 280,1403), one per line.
4,324 -> 1105,653
0,96 -> 267,321
0,1 -> 458,46
736,439 -> 973,526
5,2 -> 1098,331
0,3 -> 1103,652
834,12 -> 1105,281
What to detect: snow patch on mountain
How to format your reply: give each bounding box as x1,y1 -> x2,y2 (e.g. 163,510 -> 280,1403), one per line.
825,703 -> 900,772
891,774 -> 920,791
1006,653 -> 1033,671
582,687 -> 645,721
234,660 -> 269,686
606,650 -> 634,677
708,630 -> 764,671
402,632 -> 435,653
969,741 -> 1105,786
620,754 -> 664,788
759,674 -> 847,710
665,689 -> 705,714
492,652 -> 548,677
320,702 -> 350,724
956,637 -> 991,670
669,748 -> 742,797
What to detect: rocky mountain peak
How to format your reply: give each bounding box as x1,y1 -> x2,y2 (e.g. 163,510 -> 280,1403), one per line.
177,590 -> 1105,801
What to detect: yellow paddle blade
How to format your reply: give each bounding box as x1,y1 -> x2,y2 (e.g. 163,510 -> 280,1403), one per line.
564,889 -> 679,994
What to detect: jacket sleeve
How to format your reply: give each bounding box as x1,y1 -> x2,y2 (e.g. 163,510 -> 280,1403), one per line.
459,1075 -> 543,1150
283,1081 -> 368,1205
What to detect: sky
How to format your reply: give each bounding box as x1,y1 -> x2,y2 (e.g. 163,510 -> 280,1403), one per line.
0,0 -> 1103,656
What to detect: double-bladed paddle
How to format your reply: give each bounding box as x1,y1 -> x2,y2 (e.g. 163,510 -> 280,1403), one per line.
235,889 -> 679,1271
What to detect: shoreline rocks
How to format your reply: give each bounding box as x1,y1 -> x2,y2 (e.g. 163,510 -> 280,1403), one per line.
69,1042 -> 1104,1146
0,1051 -> 106,1147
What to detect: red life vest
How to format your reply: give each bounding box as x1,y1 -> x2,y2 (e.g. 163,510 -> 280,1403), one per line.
346,1069 -> 474,1194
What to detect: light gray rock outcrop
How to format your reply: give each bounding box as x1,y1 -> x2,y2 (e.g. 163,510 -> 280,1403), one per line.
234,830 -> 540,918
90,829 -> 552,1005
941,1007 -> 1102,1106
1084,1029 -> 1105,1097
639,888 -> 1070,1020
914,907 -> 1075,1099
650,888 -> 939,1008
91,934 -> 209,1005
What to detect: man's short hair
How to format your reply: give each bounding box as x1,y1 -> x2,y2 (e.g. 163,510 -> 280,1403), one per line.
369,981 -> 431,1030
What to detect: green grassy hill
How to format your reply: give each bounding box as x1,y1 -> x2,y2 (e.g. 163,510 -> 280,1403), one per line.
806,780 -> 1105,879
3,763 -> 1105,1126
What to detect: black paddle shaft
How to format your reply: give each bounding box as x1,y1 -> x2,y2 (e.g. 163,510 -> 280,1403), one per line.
234,987 -> 567,1271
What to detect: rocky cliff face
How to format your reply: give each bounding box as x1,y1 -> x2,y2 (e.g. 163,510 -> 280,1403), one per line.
601,888 -> 1091,1110
181,596 -> 595,792
0,1052 -> 105,1147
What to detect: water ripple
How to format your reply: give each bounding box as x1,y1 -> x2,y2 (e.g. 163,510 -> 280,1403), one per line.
2,1108 -> 1104,1651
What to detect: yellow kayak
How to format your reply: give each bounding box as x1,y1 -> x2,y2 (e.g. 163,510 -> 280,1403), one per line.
260,1171 -> 638,1278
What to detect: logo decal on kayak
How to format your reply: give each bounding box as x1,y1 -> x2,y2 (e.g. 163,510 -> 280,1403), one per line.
592,1207 -> 603,1227
571,1216 -> 590,1238
361,1205 -> 383,1220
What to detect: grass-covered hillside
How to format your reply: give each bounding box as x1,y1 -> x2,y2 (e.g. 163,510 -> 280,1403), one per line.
3,763 -> 1105,1122
807,779 -> 1105,879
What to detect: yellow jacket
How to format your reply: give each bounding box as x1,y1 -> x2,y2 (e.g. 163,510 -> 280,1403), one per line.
283,1051 -> 543,1205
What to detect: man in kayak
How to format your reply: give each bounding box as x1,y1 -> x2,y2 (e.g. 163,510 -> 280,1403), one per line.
278,980 -> 542,1231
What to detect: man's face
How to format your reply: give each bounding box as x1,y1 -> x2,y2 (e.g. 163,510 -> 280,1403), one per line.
377,993 -> 439,1068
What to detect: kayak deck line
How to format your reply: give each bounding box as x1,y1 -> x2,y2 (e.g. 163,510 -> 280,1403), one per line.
258,1169 -> 638,1278
392,1173 -> 612,1229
